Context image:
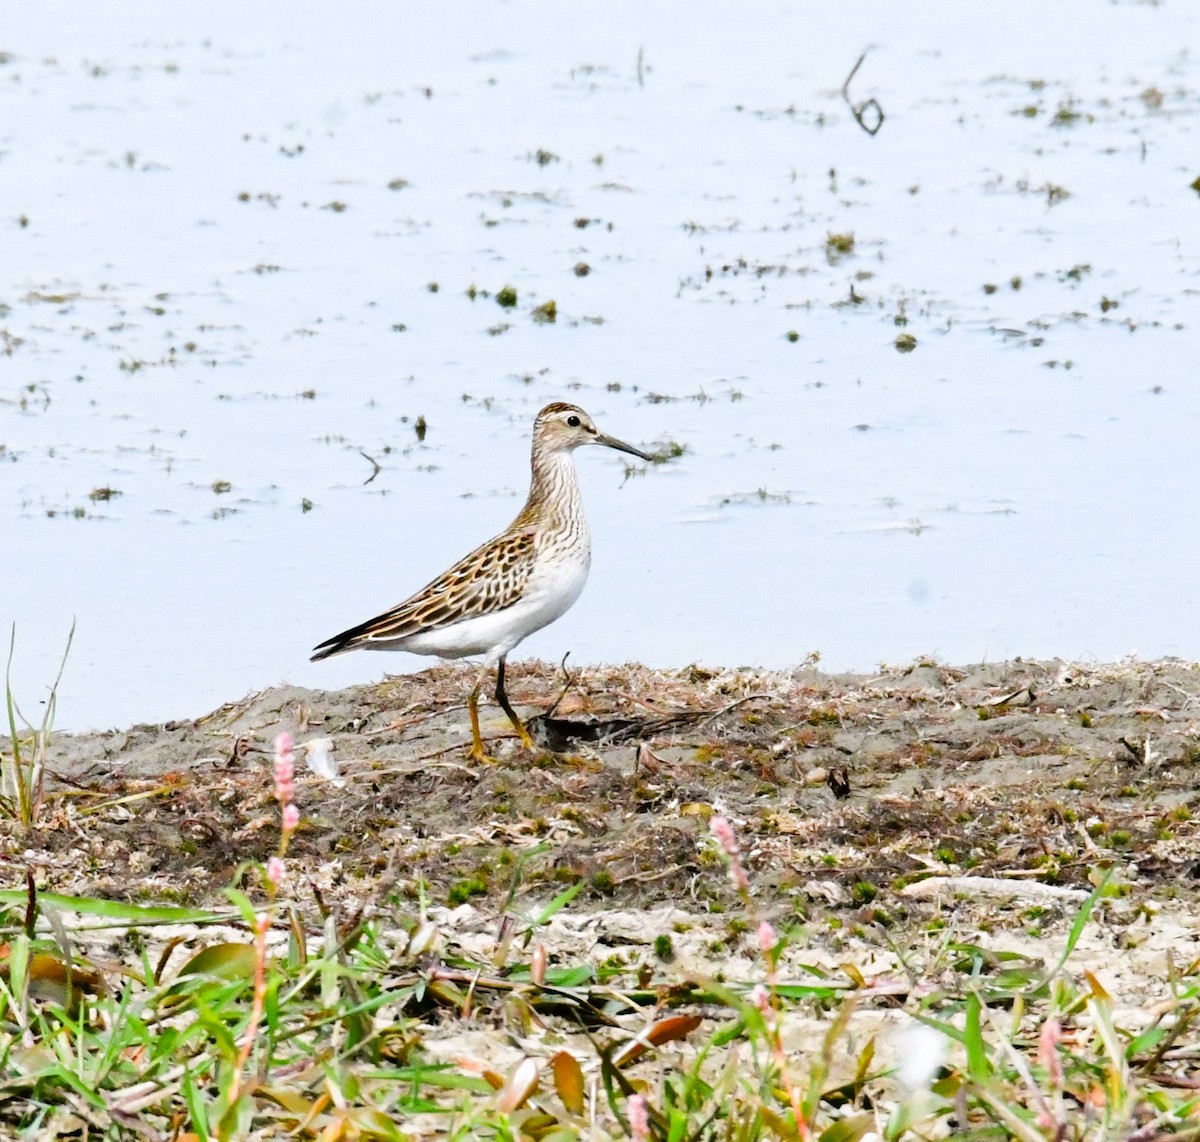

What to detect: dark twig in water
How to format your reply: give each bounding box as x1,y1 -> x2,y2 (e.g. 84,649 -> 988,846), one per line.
359,451 -> 382,485
841,53 -> 884,136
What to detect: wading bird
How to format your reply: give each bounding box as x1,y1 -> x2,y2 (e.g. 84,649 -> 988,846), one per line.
311,402 -> 654,760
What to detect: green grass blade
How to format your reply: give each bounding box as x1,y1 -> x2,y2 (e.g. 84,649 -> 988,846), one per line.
4,623 -> 26,822
964,992 -> 990,1080
38,616 -> 75,742
531,881 -> 584,927
1039,866 -> 1114,986
0,890 -> 226,925
182,1064 -> 211,1141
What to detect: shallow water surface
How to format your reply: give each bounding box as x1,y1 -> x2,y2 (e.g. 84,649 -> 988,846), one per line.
4,1 -> 1199,729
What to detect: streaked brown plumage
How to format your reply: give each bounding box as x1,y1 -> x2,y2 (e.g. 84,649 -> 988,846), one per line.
311,402 -> 654,760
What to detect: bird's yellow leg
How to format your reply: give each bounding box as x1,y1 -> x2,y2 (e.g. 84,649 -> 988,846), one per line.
468,687 -> 488,761
496,657 -> 536,751
467,663 -> 503,763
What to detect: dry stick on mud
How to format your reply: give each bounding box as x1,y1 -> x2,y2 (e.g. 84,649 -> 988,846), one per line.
542,652 -> 579,720
901,876 -> 1089,905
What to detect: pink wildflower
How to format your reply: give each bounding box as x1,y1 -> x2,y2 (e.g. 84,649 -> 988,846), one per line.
749,983 -> 771,1013
1038,1018 -> 1063,1086
709,815 -> 750,893
727,861 -> 750,893
709,815 -> 739,858
282,802 -> 300,833
757,921 -> 778,955
273,731 -> 295,804
627,1093 -> 649,1141
266,856 -> 285,886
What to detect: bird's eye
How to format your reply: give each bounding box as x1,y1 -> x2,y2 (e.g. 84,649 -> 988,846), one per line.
566,415 -> 581,427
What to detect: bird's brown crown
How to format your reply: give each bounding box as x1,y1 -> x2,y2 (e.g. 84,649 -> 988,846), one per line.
537,401 -> 585,419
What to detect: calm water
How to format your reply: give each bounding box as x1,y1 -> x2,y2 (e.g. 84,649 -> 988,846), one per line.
4,1 -> 1199,729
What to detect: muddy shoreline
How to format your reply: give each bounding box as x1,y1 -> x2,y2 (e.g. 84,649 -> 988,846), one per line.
16,656 -> 1199,914
5,654 -> 1199,1088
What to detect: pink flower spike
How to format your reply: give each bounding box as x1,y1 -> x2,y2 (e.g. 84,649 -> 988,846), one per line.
274,731 -> 294,769
1038,1018 -> 1064,1086
757,921 -> 778,955
627,1093 -> 649,1141
282,803 -> 300,833
749,983 -> 771,1013
709,815 -> 739,858
273,732 -> 295,802
266,856 -> 285,885
709,815 -> 749,893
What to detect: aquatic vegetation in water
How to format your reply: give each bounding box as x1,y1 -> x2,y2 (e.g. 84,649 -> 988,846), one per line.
825,232 -> 855,264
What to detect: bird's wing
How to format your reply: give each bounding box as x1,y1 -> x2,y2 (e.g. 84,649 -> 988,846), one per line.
311,527 -> 537,658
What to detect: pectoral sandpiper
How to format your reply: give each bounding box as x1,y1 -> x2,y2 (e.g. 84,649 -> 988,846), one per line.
311,402 -> 653,760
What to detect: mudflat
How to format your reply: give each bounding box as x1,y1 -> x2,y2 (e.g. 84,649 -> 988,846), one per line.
23,654 -> 1200,941
6,655 -> 1200,1135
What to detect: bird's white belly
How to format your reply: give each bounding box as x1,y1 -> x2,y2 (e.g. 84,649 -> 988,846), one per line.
390,543 -> 590,661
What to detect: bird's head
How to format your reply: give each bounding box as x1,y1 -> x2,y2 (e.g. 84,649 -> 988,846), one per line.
533,402 -> 653,460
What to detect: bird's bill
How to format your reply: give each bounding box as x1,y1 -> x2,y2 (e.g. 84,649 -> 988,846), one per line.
594,430 -> 655,462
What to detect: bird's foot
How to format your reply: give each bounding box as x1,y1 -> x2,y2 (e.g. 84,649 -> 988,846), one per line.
467,739 -> 502,765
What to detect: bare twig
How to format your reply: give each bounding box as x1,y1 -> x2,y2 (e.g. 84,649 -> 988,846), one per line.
371,758 -> 483,778
841,53 -> 884,136
901,876 -> 1088,905
1146,1074 -> 1200,1090
544,653 -> 578,719
359,450 -> 382,485
691,693 -> 776,728
1119,734 -> 1152,765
